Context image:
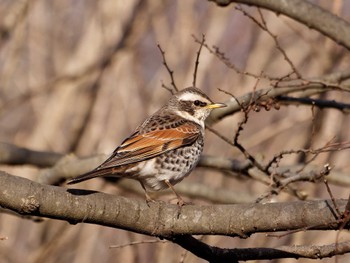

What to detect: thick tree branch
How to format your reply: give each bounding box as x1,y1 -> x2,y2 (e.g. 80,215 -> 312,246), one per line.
1,171 -> 349,236
209,0 -> 350,50
1,171 -> 350,261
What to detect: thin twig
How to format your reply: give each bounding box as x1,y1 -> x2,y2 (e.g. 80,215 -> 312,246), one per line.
236,5 -> 301,78
157,43 -> 178,92
232,75 -> 266,172
264,139 -> 350,173
161,80 -> 175,95
324,180 -> 342,218
257,164 -> 331,202
109,239 -> 166,249
192,34 -> 205,87
218,88 -> 242,108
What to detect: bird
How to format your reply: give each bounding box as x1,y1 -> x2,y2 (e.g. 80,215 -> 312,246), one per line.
68,87 -> 226,205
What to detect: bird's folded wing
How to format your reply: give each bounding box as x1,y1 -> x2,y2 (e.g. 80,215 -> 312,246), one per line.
98,122 -> 200,168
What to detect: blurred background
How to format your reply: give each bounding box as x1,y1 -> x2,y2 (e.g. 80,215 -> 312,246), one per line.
1,0 -> 350,262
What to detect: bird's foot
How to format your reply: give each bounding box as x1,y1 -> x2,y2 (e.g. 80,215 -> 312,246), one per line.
176,196 -> 192,207
145,193 -> 156,207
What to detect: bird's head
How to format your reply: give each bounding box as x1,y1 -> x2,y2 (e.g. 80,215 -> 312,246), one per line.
167,87 -> 226,126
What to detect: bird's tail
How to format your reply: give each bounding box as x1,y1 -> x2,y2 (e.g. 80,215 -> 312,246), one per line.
67,168 -> 115,185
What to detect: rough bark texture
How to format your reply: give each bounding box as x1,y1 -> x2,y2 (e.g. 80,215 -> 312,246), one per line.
1,171 -> 347,236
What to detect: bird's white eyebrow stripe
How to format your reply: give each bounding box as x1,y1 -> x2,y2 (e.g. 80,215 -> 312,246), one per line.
177,92 -> 210,102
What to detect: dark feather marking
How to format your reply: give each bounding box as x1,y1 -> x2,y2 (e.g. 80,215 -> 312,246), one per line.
182,134 -> 198,145
178,101 -> 194,116
162,141 -> 171,151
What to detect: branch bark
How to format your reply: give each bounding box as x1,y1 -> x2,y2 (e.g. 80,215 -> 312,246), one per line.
208,0 -> 350,50
1,171 -> 350,261
206,69 -> 350,125
1,171 -> 348,236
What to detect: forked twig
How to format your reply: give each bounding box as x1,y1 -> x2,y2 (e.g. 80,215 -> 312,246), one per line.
214,81 -> 266,173
193,35 -> 292,82
235,5 -> 301,79
265,140 -> 350,173
157,43 -> 178,93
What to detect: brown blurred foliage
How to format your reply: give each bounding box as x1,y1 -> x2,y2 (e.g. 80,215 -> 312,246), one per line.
1,0 -> 350,262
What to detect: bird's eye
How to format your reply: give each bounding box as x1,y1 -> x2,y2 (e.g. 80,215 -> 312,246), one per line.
194,100 -> 207,107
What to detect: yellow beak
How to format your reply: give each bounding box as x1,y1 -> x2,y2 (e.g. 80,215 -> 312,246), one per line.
206,103 -> 227,109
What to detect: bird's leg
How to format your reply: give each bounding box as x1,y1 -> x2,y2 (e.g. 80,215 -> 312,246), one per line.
164,179 -> 185,206
140,182 -> 155,205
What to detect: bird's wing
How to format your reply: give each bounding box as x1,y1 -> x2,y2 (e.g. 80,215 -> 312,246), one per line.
67,119 -> 201,185
97,121 -> 201,169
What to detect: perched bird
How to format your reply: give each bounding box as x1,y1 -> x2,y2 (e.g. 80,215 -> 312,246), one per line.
68,87 -> 226,204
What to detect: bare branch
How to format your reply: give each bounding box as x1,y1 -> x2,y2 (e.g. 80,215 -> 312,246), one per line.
235,5 -> 301,78
157,44 -> 178,93
0,142 -> 62,167
200,40 -> 278,80
277,95 -> 350,112
325,179 -> 342,218
236,241 -> 350,260
2,171 -> 349,235
192,34 -> 205,87
1,171 -> 350,261
206,69 -> 350,125
209,0 -> 350,50
216,82 -> 267,172
265,141 -> 350,172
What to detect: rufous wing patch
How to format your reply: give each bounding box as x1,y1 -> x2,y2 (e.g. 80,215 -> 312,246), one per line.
97,122 -> 200,169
